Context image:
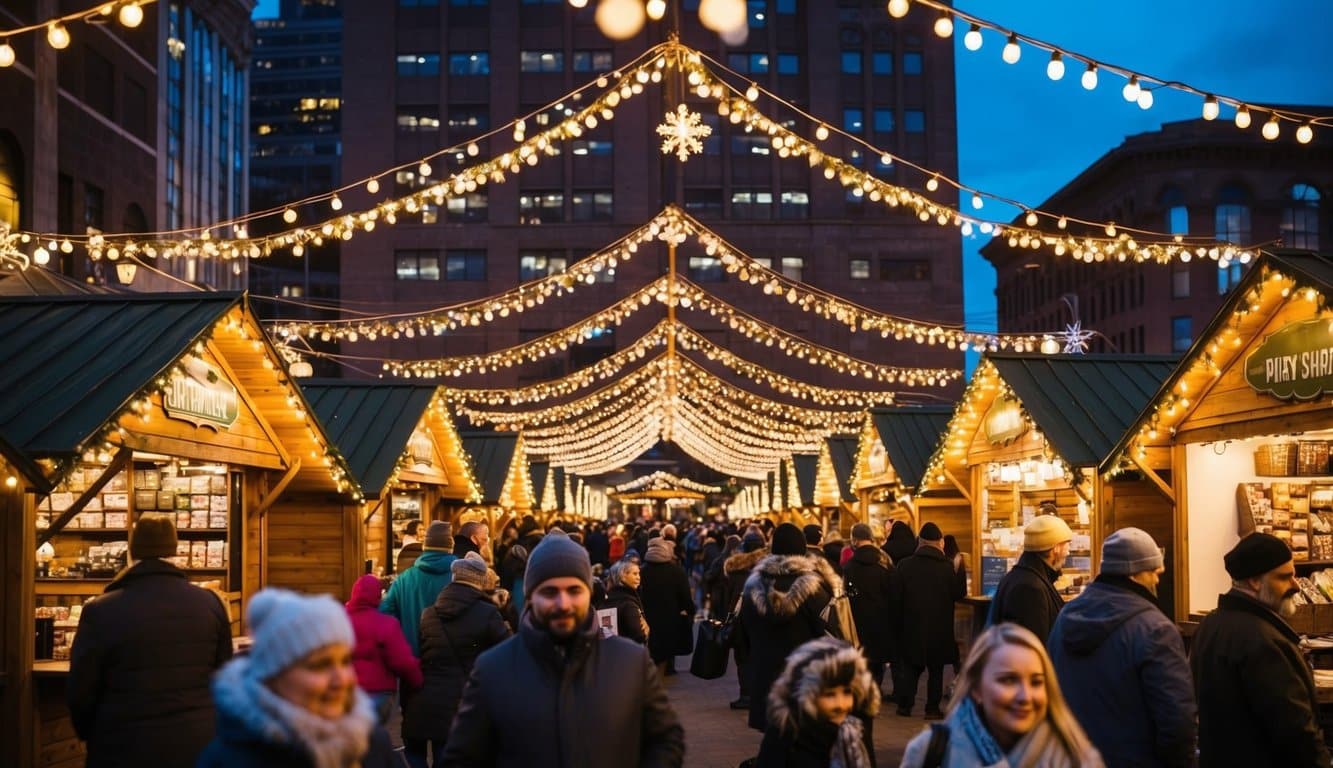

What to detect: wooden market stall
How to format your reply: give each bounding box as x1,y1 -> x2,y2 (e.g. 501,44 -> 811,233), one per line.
0,293 -> 357,768
302,381 -> 480,576
1104,250 -> 1333,625
530,462 -> 567,523
854,406 -> 968,540
918,353 -> 1177,614
789,440 -> 858,533
458,430 -> 535,535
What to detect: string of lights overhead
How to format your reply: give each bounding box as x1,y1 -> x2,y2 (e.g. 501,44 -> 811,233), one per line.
0,0 -> 151,69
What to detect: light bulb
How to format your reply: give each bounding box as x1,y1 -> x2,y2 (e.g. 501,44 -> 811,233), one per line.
933,12 -> 953,38
418,161 -> 432,176
1046,51 -> 1064,81
1235,105 -> 1251,129
1081,63 -> 1098,90
1137,88 -> 1153,110
34,246 -> 50,265
745,83 -> 759,101
569,0 -> 588,6
1001,34 -> 1020,64
963,24 -> 982,51
47,23 -> 70,50
815,124 -> 829,141
1262,115 -> 1280,140
118,2 -> 143,28
646,0 -> 666,20
1025,211 -> 1038,227
282,208 -> 297,224
330,195 -> 343,211
1122,75 -> 1140,102
926,176 -> 939,192
0,41 -> 12,68
595,0 -> 646,40
366,178 -> 380,194
887,0 -> 910,19
1297,123 -> 1314,144
1202,94 -> 1219,121
971,193 -> 983,210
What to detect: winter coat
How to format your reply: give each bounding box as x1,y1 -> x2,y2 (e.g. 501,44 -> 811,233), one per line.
586,529 -> 611,567
499,546 -> 527,610
757,637 -> 878,768
396,542 -> 423,573
439,611 -> 686,768
738,554 -> 839,730
883,522 -> 917,565
1047,575 -> 1196,768
703,546 -> 735,620
821,541 -> 845,574
346,574 -> 423,694
893,545 -> 965,667
380,549 -> 458,656
67,558 -> 232,768
609,535 -> 626,562
987,551 -> 1065,644
1191,589 -> 1331,768
641,548 -> 696,662
403,581 -> 510,742
841,544 -> 896,663
602,584 -> 651,644
757,715 -> 874,768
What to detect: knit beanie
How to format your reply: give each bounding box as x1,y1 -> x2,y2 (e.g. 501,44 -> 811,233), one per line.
1100,527 -> 1163,576
424,521 -> 454,551
741,532 -> 765,553
919,522 -> 943,542
1224,532 -> 1292,580
245,587 -> 355,681
1023,515 -> 1073,552
451,551 -> 496,591
130,513 -> 178,560
771,523 -> 807,556
523,527 -> 593,594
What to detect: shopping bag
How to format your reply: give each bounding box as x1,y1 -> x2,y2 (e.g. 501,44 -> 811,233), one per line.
690,616 -> 733,679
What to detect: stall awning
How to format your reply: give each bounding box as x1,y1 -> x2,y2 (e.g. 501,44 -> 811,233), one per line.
825,436 -> 859,503
871,406 -> 952,490
302,381 -> 437,498
792,453 -> 818,507
461,431 -> 519,505
989,354 -> 1178,468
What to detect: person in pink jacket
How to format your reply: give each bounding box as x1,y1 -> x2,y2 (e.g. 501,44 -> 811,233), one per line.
346,573 -> 423,723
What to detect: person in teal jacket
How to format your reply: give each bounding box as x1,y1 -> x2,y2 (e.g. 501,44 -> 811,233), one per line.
381,521 -> 457,656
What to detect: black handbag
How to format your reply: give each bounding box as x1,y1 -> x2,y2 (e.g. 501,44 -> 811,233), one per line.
690,595 -> 741,680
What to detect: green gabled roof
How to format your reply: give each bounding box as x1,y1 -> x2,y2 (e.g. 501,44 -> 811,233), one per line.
988,353 -> 1178,468
792,453 -> 818,507
301,381 -> 438,498
0,293 -> 241,461
826,436 -> 859,503
460,430 -> 518,505
871,405 -> 953,490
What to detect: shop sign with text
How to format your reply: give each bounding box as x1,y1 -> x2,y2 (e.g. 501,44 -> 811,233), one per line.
1245,318 -> 1333,400
164,356 -> 239,429
984,396 -> 1028,445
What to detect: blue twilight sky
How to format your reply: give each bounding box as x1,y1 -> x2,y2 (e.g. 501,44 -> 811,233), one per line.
252,0 -> 1333,339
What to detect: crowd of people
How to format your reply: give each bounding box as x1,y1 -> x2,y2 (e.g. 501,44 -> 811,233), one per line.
62,508 -> 1333,767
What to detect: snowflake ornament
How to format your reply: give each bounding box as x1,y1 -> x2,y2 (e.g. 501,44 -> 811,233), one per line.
1061,320 -> 1094,354
657,104 -> 712,163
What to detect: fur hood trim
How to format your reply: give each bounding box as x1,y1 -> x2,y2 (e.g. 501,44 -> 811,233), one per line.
724,547 -> 768,576
743,553 -> 841,618
767,637 -> 879,732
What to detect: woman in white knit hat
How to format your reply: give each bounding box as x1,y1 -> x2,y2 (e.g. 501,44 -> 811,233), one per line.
197,587 -> 395,768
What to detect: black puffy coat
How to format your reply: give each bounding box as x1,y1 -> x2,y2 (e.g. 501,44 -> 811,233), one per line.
737,554 -> 839,730
440,612 -> 685,767
883,522 -> 917,565
403,581 -> 511,742
601,584 -> 650,644
67,558 -> 232,768
1191,590 -> 1331,767
987,550 -> 1065,643
640,555 -> 695,663
841,544 -> 896,664
757,715 -> 874,768
893,545 -> 965,667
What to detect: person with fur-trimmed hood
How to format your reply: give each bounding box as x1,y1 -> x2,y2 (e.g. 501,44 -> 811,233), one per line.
738,522 -> 845,731
756,637 -> 878,768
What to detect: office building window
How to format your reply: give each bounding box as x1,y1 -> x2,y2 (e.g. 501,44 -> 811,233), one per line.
396,53 -> 440,77
1281,183 -> 1321,249
84,184 -> 105,230
520,51 -> 564,72
571,191 -> 613,221
396,106 -> 440,131
777,53 -> 800,74
1171,316 -> 1192,353
446,191 -> 488,222
872,51 -> 892,75
904,110 -> 925,132
841,51 -> 862,74
571,139 -> 613,156
873,109 -> 895,133
732,135 -> 771,156
684,188 -> 723,218
1161,185 -> 1188,235
727,52 -> 769,73
1214,183 -> 1251,245
880,259 -> 930,281
445,250 -> 486,280
519,250 -> 568,280
1171,263 -> 1190,299
1218,262 -> 1244,294
903,51 -> 923,75
779,190 -> 809,219
394,169 -> 433,195
777,0 -> 796,12
731,190 -> 773,220
572,50 -> 613,72
395,250 -> 441,280
520,191 -> 563,223
748,0 -> 767,27
780,257 -> 805,280
850,258 -> 871,279
446,106 -> 489,132
448,53 -> 490,75
402,0 -> 440,5
843,108 -> 864,133
689,256 -> 724,282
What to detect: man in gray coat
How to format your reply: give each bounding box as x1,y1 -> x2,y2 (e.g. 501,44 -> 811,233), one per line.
1048,527 -> 1196,767
441,529 -> 685,767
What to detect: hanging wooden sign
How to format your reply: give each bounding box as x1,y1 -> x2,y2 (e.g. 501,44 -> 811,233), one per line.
163,355 -> 239,429
1245,317 -> 1333,400
984,396 -> 1028,445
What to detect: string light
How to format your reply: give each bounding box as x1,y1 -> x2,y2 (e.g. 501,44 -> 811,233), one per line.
1263,114 -> 1281,141
0,40 -> 14,68
1121,75 -> 1140,103
887,0 -> 910,19
963,23 -> 982,51
933,11 -> 953,38
1081,62 -> 1098,90
1001,33 -> 1021,64
1235,105 -> 1252,129
1046,51 -> 1064,81
1202,94 -> 1219,121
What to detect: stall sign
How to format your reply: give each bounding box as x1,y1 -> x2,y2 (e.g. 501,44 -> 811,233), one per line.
1245,318 -> 1333,400
984,396 -> 1028,445
164,356 -> 239,429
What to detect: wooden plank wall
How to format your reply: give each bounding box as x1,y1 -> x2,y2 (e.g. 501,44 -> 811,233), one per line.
1103,476 -> 1179,618
1,462 -> 36,768
265,495 -> 359,600
36,677 -> 81,768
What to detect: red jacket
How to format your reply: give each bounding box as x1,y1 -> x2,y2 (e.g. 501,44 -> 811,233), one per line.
346,574 -> 423,694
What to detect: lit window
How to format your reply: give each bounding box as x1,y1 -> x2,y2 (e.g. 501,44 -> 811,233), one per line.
446,191 -> 488,222
871,51 -> 892,75
777,53 -> 800,75
445,250 -> 486,281
572,51 -> 613,72
841,51 -> 862,74
396,53 -> 440,77
519,192 -> 564,224
520,51 -> 564,73
1281,183 -> 1321,250
256,124 -> 273,135
298,97 -> 317,111
689,256 -> 724,282
448,53 -> 490,76
396,106 -> 440,131
873,109 -> 894,133
849,258 -> 870,279
843,108 -> 864,133
1161,186 -> 1188,235
731,190 -> 773,220
904,110 -> 924,133
395,250 -> 441,280
572,139 -> 613,156
903,51 -> 922,75
519,251 -> 568,280
571,191 -> 613,222
779,191 -> 809,219
780,257 -> 804,280
1171,316 -> 1192,353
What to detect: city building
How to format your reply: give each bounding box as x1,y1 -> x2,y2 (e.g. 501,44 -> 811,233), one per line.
333,0 -> 965,396
984,114 -> 1333,355
0,0 -> 253,291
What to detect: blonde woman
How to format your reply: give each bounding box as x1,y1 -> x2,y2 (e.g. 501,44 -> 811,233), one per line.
899,623 -> 1102,768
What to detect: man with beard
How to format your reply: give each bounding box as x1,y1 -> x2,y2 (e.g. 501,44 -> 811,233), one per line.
1191,532 -> 1330,767
440,529 -> 685,767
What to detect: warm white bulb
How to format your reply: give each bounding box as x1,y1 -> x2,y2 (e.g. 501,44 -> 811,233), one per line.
926,176 -> 939,192
1297,123 -> 1314,144
118,2 -> 143,28
1262,116 -> 1280,140
569,0 -> 588,7
745,83 -> 759,101
330,195 -> 343,211
1001,35 -> 1020,64
34,247 -> 50,265
1046,52 -> 1064,81
595,0 -> 646,40
1025,211 -> 1038,227
887,0 -> 910,19
1235,105 -> 1251,129
1136,89 -> 1153,110
47,23 -> 70,50
282,208 -> 297,224
1081,64 -> 1098,90
418,161 -> 432,177
646,0 -> 666,20
971,194 -> 983,210
1202,95 -> 1219,121
0,42 -> 13,68
933,13 -> 953,38
815,124 -> 829,141
1122,75 -> 1140,102
699,0 -> 746,32
963,24 -> 982,51
366,178 -> 380,194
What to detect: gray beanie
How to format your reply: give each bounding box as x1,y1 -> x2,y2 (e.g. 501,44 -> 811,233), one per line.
451,551 -> 496,591
245,587 -> 354,681
524,527 -> 592,594
1100,527 -> 1163,576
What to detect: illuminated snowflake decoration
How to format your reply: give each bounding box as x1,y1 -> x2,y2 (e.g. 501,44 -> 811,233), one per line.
0,224 -> 29,270
1061,320 -> 1095,354
657,104 -> 712,163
